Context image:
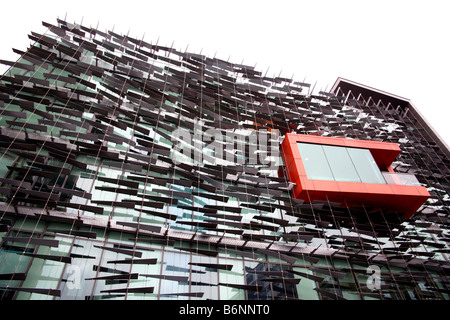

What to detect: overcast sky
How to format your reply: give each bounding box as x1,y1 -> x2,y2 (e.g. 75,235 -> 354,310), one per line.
1,0 -> 449,146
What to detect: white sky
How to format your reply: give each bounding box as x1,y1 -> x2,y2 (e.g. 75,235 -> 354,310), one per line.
0,0 -> 449,146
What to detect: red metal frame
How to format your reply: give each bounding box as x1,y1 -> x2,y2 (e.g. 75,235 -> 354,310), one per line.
281,133 -> 430,218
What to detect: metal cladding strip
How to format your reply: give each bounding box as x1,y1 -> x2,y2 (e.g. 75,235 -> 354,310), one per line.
0,287 -> 61,297
2,236 -> 59,247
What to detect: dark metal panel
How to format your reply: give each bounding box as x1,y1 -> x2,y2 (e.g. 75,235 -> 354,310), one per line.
0,286 -> 61,297
107,258 -> 157,265
218,283 -> 263,291
100,287 -> 154,294
2,237 -> 59,247
93,245 -> 143,258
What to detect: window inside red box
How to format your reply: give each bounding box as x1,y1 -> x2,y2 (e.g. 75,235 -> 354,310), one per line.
298,142 -> 386,184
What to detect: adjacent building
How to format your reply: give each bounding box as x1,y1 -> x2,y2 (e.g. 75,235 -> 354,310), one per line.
0,19 -> 448,300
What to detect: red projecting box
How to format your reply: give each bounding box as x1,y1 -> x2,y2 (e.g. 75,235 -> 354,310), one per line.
281,133 -> 430,218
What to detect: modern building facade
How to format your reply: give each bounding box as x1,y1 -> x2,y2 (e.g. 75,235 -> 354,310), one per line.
0,19 -> 448,300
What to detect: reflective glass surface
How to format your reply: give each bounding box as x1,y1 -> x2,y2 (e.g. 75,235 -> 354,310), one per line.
323,145 -> 361,182
347,147 -> 385,184
297,143 -> 334,180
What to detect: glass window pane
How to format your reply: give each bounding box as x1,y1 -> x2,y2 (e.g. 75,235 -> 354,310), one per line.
297,143 -> 334,180
322,145 -> 361,182
347,147 -> 386,184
